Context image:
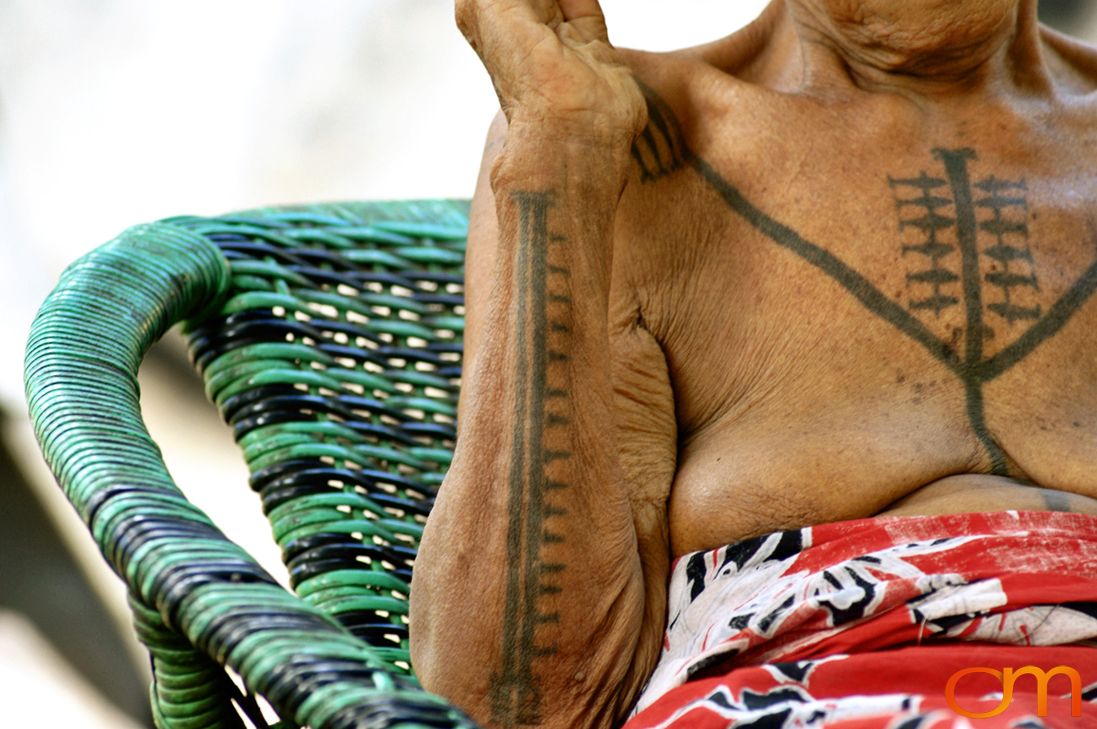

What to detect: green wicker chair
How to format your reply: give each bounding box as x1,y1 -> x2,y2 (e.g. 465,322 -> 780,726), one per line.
24,200 -> 482,728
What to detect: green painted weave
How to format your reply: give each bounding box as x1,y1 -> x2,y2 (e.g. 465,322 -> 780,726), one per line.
25,200 -> 479,729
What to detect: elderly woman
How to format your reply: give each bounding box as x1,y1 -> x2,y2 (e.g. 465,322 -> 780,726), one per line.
410,1 -> 1097,726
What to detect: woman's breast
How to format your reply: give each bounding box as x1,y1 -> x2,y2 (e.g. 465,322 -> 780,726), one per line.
661,294 -> 982,554
667,404 -> 1097,556
658,361 -> 978,552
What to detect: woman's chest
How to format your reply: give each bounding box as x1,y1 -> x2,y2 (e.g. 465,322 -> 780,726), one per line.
610,141 -> 1097,552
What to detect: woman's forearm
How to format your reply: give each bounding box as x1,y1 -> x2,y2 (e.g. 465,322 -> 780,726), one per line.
411,129 -> 653,728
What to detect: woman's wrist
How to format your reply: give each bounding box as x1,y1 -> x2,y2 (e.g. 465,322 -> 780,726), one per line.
491,117 -> 637,195
506,109 -> 639,151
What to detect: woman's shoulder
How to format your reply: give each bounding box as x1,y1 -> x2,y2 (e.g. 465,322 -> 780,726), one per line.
1040,25 -> 1097,96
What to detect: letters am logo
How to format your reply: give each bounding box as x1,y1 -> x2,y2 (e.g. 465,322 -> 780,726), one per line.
944,665 -> 1082,719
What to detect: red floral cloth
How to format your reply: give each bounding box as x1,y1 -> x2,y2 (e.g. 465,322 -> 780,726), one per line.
625,511 -> 1097,728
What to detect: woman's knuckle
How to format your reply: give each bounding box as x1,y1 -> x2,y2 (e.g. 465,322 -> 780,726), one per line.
454,0 -> 476,35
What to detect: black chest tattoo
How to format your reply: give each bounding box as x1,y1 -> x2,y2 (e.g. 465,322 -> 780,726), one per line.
635,85 -> 1097,474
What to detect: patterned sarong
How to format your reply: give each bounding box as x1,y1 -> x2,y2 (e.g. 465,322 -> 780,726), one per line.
626,511 -> 1097,728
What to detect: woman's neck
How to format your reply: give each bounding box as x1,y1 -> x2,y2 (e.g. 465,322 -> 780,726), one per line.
767,0 -> 1050,99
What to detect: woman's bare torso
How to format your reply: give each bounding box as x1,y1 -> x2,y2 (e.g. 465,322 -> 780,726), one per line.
417,5 -> 1097,724
607,31 -> 1097,556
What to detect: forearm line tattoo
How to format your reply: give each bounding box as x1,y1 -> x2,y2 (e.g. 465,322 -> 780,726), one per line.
491,191 -> 574,726
635,85 -> 1097,475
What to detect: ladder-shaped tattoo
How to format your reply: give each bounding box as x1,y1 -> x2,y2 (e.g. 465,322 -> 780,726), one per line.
891,158 -> 1042,329
977,176 -> 1041,324
490,191 -> 573,726
890,171 -> 960,317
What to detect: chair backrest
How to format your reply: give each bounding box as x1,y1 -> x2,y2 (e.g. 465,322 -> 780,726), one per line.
26,200 -> 479,728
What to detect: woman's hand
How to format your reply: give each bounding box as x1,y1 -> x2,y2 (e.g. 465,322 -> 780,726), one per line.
456,0 -> 647,144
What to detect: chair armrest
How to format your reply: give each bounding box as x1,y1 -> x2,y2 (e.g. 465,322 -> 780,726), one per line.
25,220 -> 477,729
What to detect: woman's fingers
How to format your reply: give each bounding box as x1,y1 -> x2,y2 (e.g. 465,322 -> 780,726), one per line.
456,0 -> 644,138
458,0 -> 608,55
456,0 -> 550,60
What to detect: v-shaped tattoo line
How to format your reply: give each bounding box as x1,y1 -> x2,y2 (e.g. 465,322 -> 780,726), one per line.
690,154 -> 1097,380
636,85 -> 1097,473
691,155 -> 966,375
976,257 -> 1097,381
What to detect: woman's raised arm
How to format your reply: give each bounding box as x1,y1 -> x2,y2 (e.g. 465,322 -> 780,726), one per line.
409,2 -> 667,727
